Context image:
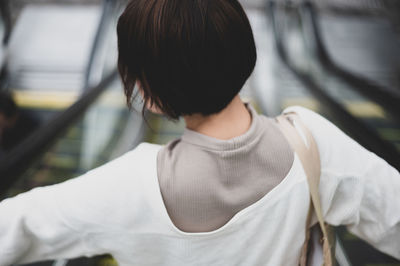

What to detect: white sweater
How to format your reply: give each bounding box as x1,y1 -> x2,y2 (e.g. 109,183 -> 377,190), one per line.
0,106 -> 399,266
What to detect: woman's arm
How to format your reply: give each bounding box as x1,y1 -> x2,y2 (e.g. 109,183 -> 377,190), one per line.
0,181 -> 97,265
285,106 -> 400,260
0,143 -> 156,265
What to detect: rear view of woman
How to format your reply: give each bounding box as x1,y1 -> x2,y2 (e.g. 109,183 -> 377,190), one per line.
0,0 -> 399,265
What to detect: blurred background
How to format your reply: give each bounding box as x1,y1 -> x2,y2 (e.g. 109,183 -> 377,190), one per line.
0,0 -> 399,265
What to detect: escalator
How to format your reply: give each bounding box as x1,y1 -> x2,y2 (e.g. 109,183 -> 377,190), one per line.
0,0 -> 126,191
2,74 -> 144,199
0,0 -> 120,157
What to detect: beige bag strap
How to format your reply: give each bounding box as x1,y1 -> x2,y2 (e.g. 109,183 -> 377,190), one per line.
276,113 -> 333,266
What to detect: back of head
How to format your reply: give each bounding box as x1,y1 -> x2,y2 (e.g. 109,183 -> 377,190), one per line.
117,0 -> 257,119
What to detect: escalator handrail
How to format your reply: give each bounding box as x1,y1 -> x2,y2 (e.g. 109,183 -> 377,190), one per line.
0,0 -> 119,197
0,0 -> 12,44
267,0 -> 400,171
84,0 -> 117,90
300,1 -> 400,122
0,69 -> 118,197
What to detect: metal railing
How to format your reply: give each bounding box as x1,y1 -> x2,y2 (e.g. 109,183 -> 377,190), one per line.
0,69 -> 118,197
299,2 -> 400,123
84,0 -> 118,90
267,1 -> 400,170
0,0 -> 120,197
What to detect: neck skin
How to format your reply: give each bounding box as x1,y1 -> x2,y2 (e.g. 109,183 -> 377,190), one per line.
183,95 -> 252,140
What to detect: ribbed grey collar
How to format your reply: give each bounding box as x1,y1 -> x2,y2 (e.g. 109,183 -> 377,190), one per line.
181,103 -> 262,151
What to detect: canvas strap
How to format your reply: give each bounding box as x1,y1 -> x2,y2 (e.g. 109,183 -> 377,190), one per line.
276,113 -> 333,266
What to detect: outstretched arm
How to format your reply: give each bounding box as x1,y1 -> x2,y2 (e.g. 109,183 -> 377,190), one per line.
0,181 -> 96,265
0,143 -> 157,265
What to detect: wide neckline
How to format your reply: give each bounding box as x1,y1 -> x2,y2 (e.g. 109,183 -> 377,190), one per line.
152,149 -> 302,238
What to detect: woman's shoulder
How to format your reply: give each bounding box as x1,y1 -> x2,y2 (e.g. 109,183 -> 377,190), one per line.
98,142 -> 163,171
280,105 -> 368,173
281,105 -> 329,128
128,142 -> 163,157
59,142 -> 163,198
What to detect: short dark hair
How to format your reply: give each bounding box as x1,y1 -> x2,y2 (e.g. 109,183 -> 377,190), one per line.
117,0 -> 257,119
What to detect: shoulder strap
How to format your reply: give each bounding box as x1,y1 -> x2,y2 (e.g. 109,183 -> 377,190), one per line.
276,113 -> 333,266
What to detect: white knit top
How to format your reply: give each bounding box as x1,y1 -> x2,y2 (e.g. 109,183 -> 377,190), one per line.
0,106 -> 399,266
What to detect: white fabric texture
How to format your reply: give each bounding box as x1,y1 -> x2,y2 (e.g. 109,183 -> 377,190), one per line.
0,106 -> 399,266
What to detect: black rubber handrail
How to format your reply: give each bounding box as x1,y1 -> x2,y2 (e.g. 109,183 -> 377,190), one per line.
0,69 -> 118,197
300,1 -> 400,122
0,0 -> 12,44
0,0 -> 119,197
267,1 -> 400,170
84,0 -> 117,90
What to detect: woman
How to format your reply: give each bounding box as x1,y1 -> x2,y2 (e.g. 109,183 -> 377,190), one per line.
0,0 -> 399,265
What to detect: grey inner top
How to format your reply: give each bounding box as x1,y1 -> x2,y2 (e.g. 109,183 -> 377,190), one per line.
157,104 -> 294,233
